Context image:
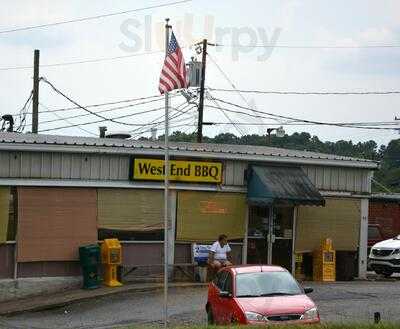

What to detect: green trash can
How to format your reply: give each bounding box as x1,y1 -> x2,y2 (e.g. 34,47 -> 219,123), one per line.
79,244 -> 101,289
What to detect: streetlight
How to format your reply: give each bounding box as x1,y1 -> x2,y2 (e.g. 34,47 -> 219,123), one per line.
267,126 -> 285,144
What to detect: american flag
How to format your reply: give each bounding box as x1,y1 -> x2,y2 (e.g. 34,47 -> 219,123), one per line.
159,32 -> 188,94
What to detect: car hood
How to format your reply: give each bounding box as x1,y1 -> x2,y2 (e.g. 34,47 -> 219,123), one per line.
236,294 -> 315,316
372,238 -> 400,249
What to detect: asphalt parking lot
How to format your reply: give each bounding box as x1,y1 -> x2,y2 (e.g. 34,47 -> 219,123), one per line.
1,279 -> 400,328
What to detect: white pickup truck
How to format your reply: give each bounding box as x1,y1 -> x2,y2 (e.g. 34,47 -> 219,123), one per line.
369,235 -> 400,277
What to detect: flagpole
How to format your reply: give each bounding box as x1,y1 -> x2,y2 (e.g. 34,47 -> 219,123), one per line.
163,17 -> 171,329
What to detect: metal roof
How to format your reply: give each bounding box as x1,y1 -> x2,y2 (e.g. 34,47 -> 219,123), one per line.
0,132 -> 378,169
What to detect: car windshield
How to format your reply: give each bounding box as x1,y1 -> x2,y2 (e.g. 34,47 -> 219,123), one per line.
236,271 -> 302,298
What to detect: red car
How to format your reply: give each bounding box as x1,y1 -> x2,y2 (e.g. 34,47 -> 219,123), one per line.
206,265 -> 320,325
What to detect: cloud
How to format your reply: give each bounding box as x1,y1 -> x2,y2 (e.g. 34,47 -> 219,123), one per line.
321,26 -> 400,76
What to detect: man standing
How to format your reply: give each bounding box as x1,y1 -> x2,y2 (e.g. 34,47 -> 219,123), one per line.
209,234 -> 233,271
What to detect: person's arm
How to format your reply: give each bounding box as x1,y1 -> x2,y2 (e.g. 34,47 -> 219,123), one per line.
208,251 -> 215,264
226,244 -> 232,263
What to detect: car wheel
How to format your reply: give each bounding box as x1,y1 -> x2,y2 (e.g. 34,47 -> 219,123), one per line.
207,308 -> 214,325
383,270 -> 393,278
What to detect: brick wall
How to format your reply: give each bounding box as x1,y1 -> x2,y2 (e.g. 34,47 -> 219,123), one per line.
369,200 -> 400,238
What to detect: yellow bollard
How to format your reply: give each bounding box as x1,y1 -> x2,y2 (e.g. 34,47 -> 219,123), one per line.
101,239 -> 123,287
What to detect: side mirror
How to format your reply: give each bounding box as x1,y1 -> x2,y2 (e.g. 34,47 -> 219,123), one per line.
304,287 -> 314,294
219,291 -> 232,298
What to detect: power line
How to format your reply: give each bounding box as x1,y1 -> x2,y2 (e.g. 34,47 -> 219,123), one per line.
206,91 -> 245,136
216,43 -> 400,49
130,105 -> 198,137
128,101 -> 188,135
33,94 -> 168,114
205,99 -> 400,131
130,122 -> 198,138
0,50 -> 165,71
129,103 -> 196,136
39,103 -> 97,136
39,103 -> 197,133
204,121 -> 400,127
0,0 -> 191,35
41,77 -> 175,128
26,96 -> 169,125
14,91 -> 33,132
207,53 -> 264,134
38,106 -> 165,132
35,102 -> 165,126
208,87 -> 400,96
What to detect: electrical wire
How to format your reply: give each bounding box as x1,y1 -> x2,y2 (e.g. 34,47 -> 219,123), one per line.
39,103 -> 97,136
206,121 -> 400,127
129,103 -> 197,136
0,50 -> 165,71
205,100 -> 400,131
14,91 -> 33,132
117,100 -> 189,136
208,87 -> 400,95
0,0 -> 192,35
23,96 -> 173,126
31,94 -> 169,114
207,53 -> 278,135
206,91 -> 245,137
39,103 -> 197,133
130,106 -> 198,138
130,122 -> 198,138
41,77 -> 175,128
215,43 -> 400,49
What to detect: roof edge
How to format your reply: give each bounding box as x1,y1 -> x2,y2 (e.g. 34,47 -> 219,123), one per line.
0,142 -> 379,170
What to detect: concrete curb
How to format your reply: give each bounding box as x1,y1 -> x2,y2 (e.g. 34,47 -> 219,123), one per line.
0,282 -> 208,316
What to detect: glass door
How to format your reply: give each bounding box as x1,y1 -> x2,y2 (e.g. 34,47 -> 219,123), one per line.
247,205 -> 294,272
247,206 -> 269,264
271,207 -> 294,272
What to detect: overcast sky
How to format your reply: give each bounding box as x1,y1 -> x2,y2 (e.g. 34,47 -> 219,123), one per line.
1,0 -> 400,146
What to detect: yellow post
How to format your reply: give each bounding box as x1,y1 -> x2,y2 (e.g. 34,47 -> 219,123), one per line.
101,239 -> 123,287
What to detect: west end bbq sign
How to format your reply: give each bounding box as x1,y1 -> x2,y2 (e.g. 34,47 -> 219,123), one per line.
132,158 -> 223,183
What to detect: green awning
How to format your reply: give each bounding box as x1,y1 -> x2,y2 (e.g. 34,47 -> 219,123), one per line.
247,165 -> 325,206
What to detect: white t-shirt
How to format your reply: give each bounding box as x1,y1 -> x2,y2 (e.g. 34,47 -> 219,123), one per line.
210,241 -> 231,260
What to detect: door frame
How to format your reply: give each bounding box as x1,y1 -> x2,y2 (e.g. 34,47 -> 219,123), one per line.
246,205 -> 295,272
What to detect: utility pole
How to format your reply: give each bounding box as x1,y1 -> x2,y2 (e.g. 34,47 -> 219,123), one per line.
32,49 -> 40,133
197,39 -> 207,143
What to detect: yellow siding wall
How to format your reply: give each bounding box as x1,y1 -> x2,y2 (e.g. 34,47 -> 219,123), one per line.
176,191 -> 246,242
295,198 -> 361,252
97,189 -> 164,231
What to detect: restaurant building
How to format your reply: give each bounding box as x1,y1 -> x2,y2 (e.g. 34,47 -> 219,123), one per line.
0,132 -> 378,280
